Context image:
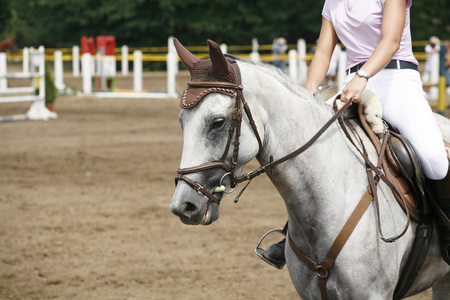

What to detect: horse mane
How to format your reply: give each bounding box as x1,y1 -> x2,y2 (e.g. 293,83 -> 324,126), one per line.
230,55 -> 329,111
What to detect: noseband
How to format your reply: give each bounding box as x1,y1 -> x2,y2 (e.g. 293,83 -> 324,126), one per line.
175,57 -> 263,205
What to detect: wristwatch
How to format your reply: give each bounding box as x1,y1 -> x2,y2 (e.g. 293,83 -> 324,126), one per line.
356,69 -> 370,81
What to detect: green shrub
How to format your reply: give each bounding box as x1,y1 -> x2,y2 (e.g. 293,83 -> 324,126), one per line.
45,62 -> 57,104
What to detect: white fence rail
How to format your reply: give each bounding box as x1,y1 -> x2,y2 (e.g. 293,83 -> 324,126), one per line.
0,46 -> 57,122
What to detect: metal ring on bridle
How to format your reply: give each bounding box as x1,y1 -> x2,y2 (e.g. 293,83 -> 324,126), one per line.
219,172 -> 238,194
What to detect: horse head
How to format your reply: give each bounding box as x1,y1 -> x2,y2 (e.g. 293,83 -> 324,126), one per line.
170,39 -> 262,225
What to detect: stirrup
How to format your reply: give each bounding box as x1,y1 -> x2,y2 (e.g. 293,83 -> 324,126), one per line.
255,228 -> 286,269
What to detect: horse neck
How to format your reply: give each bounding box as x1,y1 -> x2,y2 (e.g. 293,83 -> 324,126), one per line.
245,65 -> 367,251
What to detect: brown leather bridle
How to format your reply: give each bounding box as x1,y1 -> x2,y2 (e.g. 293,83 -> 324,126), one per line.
175,56 -> 263,205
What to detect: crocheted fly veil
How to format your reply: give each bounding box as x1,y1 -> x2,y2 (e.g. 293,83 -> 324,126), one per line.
173,38 -> 237,109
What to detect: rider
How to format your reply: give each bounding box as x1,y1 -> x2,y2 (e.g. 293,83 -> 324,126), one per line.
260,0 -> 450,268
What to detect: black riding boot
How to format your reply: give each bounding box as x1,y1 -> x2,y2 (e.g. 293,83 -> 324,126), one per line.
425,159 -> 450,264
262,238 -> 286,268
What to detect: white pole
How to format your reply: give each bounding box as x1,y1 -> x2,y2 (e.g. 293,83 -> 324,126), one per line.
250,38 -> 260,62
168,36 -> 176,54
167,37 -> 177,97
220,44 -> 227,54
72,46 -> 80,77
167,52 -> 177,97
297,39 -> 307,85
82,53 -> 92,94
121,45 -> 128,76
39,46 -> 46,100
337,51 -> 347,91
429,51 -> 439,101
54,51 -> 65,91
26,46 -> 49,120
133,50 -> 143,92
289,49 -> 298,81
168,36 -> 178,74
23,47 -> 29,75
0,53 -> 7,91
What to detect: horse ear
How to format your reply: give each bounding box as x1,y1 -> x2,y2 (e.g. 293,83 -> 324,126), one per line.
207,39 -> 231,77
173,38 -> 200,73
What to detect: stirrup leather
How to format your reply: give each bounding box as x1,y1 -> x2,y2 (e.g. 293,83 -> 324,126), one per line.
255,228 -> 286,269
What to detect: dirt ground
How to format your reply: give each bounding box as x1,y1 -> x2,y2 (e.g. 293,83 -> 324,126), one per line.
0,70 -> 444,299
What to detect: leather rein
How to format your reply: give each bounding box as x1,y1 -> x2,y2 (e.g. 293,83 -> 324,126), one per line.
175,59 -> 410,300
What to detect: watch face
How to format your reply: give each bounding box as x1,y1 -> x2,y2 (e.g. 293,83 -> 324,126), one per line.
357,70 -> 369,78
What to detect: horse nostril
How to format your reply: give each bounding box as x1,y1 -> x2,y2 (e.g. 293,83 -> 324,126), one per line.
182,202 -> 196,212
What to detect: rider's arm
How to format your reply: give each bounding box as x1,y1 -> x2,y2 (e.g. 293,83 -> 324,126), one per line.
305,17 -> 338,95
340,0 -> 406,103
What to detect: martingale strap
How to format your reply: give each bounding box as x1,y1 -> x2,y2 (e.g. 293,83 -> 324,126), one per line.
332,99 -> 411,243
288,189 -> 373,300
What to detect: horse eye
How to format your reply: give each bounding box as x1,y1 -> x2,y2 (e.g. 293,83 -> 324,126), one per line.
212,118 -> 225,129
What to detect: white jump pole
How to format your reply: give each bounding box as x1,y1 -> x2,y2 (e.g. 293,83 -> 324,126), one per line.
220,43 -> 228,54
133,50 -> 143,92
82,53 -> 92,94
122,45 -> 129,76
429,51 -> 439,101
26,46 -> 57,121
289,49 -> 298,82
250,38 -> 260,62
54,50 -> 65,91
22,47 -> 29,75
167,37 -> 177,97
0,53 -> 6,91
297,39 -> 307,85
72,45 -> 80,77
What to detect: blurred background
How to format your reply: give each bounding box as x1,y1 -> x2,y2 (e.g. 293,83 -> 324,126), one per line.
0,0 -> 448,48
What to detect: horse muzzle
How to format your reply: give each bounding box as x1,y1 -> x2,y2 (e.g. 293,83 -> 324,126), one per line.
170,181 -> 221,225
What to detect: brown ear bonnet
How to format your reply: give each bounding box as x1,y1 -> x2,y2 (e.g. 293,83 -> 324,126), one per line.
173,38 -> 238,109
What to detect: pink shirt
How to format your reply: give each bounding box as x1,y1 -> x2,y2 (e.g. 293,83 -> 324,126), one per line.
322,0 -> 418,70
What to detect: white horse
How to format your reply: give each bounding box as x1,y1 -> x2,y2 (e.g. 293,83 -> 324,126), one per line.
169,39 -> 450,299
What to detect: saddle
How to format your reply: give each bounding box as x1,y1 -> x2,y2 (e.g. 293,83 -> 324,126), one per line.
357,103 -> 450,221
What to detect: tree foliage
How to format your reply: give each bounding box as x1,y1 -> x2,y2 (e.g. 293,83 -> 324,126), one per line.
0,0 -> 448,48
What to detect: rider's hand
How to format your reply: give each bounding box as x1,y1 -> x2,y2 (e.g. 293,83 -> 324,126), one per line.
340,75 -> 368,103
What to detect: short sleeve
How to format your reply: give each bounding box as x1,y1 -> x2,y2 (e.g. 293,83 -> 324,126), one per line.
381,0 -> 412,9
322,0 -> 331,21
